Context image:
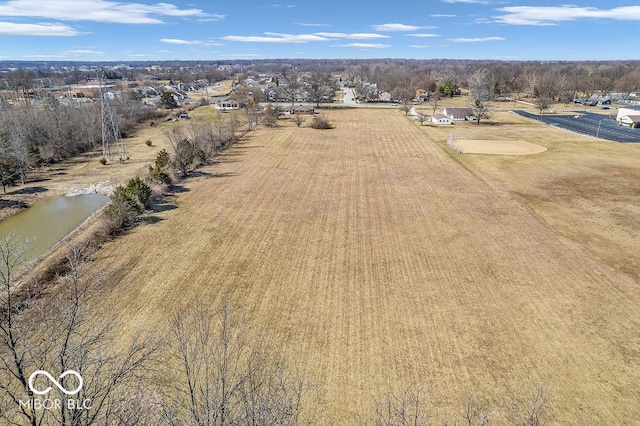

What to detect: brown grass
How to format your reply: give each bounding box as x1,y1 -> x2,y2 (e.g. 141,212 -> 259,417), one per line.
441,110 -> 640,278
70,108 -> 640,423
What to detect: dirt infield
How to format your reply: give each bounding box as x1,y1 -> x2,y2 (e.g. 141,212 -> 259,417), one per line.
455,139 -> 547,155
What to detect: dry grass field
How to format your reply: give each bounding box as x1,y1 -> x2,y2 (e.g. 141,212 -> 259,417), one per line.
77,108 -> 640,423
437,111 -> 640,279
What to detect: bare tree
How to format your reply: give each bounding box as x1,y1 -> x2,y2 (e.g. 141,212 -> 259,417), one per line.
533,74 -> 558,114
244,106 -> 262,131
364,385 -> 433,426
293,114 -> 306,128
505,382 -> 550,426
165,127 -> 198,178
0,233 -> 35,426
262,104 -> 280,128
279,69 -> 301,107
399,102 -> 412,116
416,113 -> 428,126
0,238 -> 160,426
161,301 -> 323,425
430,92 -> 440,115
458,392 -> 493,426
469,94 -> 493,124
525,72 -> 540,99
308,72 -> 334,107
468,69 -> 492,101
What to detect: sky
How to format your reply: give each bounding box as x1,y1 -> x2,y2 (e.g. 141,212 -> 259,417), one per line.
0,1 -> 639,62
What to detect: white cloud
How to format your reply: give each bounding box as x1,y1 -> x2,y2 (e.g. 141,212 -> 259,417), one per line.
406,33 -> 440,38
222,32 -> 329,43
21,48 -> 105,57
342,43 -> 390,49
0,21 -> 78,35
372,23 -> 424,32
431,14 -> 456,18
442,0 -> 488,4
449,36 -> 505,42
295,22 -> 330,27
64,49 -> 104,55
160,38 -> 221,46
314,32 -> 389,40
197,15 -> 226,22
0,0 -> 209,24
494,5 -> 640,26
23,54 -> 68,58
411,45 -> 431,49
263,4 -> 294,8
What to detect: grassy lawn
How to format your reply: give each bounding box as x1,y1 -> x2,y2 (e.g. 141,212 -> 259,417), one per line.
77,108 -> 640,423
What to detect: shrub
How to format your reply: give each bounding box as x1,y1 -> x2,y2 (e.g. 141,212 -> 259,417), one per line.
103,177 -> 152,233
262,104 -> 280,127
310,115 -> 332,129
149,166 -> 172,186
293,115 -> 306,128
155,149 -> 170,169
145,140 -> 152,147
148,149 -> 172,186
104,187 -> 140,231
171,139 -> 198,178
99,157 -> 107,165
124,176 -> 152,210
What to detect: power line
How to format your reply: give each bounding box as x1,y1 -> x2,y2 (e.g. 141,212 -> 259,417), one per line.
97,69 -> 126,162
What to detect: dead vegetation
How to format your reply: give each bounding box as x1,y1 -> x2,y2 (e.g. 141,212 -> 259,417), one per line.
67,108 -> 640,423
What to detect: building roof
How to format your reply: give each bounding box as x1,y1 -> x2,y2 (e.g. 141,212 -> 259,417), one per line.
621,115 -> 640,123
443,107 -> 472,116
432,114 -> 449,119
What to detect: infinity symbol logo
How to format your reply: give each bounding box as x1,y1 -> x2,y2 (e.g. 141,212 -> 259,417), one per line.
28,370 -> 83,396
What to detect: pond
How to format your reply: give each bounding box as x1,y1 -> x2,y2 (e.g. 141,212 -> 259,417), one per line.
0,193 -> 110,265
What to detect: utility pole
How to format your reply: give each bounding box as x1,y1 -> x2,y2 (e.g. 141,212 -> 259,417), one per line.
596,118 -> 603,139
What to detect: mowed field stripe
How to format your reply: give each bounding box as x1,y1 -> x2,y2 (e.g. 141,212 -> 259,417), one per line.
90,108 -> 640,423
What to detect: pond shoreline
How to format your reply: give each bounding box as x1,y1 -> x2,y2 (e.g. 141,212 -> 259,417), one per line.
0,116 -> 173,225
0,193 -> 111,265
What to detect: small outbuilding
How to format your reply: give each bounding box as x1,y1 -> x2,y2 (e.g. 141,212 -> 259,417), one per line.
431,114 -> 452,125
291,105 -> 315,115
616,107 -> 640,128
443,107 -> 472,121
619,115 -> 640,128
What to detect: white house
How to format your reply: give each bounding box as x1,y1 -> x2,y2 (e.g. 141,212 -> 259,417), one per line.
379,91 -> 392,102
443,107 -> 472,121
616,107 -> 640,128
214,97 -> 240,111
431,114 -> 452,125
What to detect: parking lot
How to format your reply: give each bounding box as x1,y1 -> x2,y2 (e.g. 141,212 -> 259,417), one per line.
513,110 -> 640,143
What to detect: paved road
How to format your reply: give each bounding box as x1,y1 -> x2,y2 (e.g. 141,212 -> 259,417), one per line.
341,87 -> 358,106
513,110 -> 640,143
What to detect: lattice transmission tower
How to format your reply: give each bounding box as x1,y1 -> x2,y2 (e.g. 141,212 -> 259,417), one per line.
98,70 -> 126,162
